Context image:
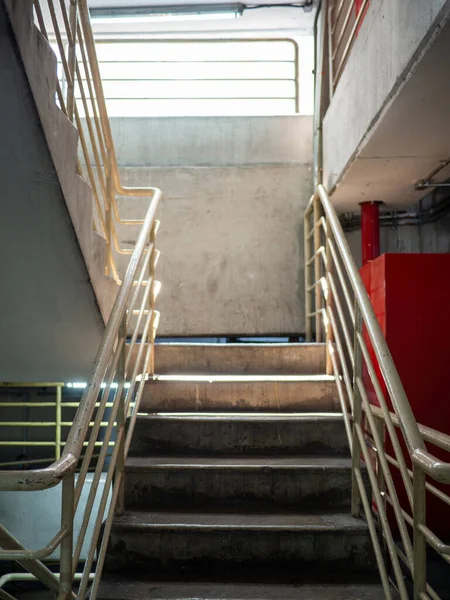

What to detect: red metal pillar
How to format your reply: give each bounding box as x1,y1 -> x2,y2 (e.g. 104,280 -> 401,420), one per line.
360,201 -> 380,265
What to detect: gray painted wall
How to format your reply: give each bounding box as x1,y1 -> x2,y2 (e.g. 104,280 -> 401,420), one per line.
0,3 -> 104,381
109,116 -> 313,336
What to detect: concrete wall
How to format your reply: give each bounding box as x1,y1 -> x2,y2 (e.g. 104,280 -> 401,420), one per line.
110,116 -> 313,336
323,0 -> 450,194
0,3 -> 104,381
346,214 -> 450,268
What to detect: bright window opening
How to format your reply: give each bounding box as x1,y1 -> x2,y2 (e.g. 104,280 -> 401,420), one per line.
65,38 -> 314,117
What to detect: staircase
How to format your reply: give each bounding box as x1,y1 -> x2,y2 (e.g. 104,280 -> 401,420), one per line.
98,343 -> 386,599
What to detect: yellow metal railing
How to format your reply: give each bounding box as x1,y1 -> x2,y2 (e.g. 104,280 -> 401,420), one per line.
0,383 -> 64,466
33,0 -> 156,283
326,0 -> 369,95
305,184 -> 450,600
0,2 -> 163,599
0,383 -> 136,469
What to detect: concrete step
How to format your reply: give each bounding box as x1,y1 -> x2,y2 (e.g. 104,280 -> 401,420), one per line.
105,510 -> 374,576
153,343 -> 327,375
97,580 -> 389,600
140,376 -> 338,412
129,413 -> 348,456
124,456 -> 355,510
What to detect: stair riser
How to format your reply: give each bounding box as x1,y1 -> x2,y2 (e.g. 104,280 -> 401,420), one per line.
129,418 -> 348,456
140,381 -> 338,412
153,344 -> 327,375
105,529 -> 375,575
124,468 -> 353,509
98,581 -> 389,600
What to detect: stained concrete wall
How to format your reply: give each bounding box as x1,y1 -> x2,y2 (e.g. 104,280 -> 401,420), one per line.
109,116 -> 313,336
323,0 -> 450,194
0,3 -> 104,381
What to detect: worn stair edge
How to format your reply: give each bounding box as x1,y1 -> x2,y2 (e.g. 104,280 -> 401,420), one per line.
111,509 -> 370,532
140,377 -> 338,412
97,580 -> 390,600
128,412 -> 349,456
152,343 -> 327,375
4,0 -> 118,322
124,456 -> 356,509
106,510 -> 375,574
125,455 -> 354,471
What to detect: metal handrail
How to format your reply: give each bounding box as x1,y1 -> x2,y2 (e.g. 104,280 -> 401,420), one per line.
33,0 -> 156,284
0,2 -> 163,598
305,184 -> 450,600
322,0 -> 369,100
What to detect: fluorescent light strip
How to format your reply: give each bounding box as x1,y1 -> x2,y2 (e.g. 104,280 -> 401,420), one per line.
90,4 -> 244,24
66,382 -> 131,389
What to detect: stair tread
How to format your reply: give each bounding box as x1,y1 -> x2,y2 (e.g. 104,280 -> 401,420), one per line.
154,375 -> 334,382
98,580 -> 387,600
112,509 -> 369,532
154,343 -> 326,348
135,412 -> 344,422
126,455 -> 352,470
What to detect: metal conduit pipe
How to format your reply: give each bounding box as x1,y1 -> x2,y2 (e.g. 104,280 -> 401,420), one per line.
340,195 -> 450,232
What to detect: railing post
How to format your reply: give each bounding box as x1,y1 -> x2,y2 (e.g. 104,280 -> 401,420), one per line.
325,218 -> 334,375
59,472 -> 75,599
115,316 -> 127,516
313,196 -> 323,342
351,305 -> 363,517
55,385 -> 62,460
304,209 -> 313,342
413,464 -> 427,599
327,0 -> 334,98
105,148 -> 114,276
149,222 -> 158,374
67,0 -> 78,121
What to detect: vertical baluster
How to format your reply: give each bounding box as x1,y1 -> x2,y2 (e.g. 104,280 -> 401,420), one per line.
67,0 -> 78,121
351,305 -> 363,517
327,0 -> 334,97
60,471 -> 75,599
325,218 -> 334,374
304,208 -> 313,342
55,384 -> 62,460
149,222 -> 158,375
115,315 -> 127,516
313,197 -> 323,342
105,148 -> 114,276
413,465 -> 427,600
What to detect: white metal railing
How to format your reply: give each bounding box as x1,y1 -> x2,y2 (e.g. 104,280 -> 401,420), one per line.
0,1 -> 163,598
33,0 -> 158,283
0,192 -> 161,599
327,0 -> 369,95
305,184 -> 450,600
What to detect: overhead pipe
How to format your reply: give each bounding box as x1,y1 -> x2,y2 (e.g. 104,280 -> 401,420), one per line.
341,196 -> 450,232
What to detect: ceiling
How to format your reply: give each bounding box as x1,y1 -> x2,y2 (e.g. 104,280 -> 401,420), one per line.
328,5 -> 450,211
87,0 -> 317,37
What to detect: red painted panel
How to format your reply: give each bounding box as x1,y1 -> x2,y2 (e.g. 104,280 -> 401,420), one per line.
360,202 -> 380,265
361,254 -> 450,537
